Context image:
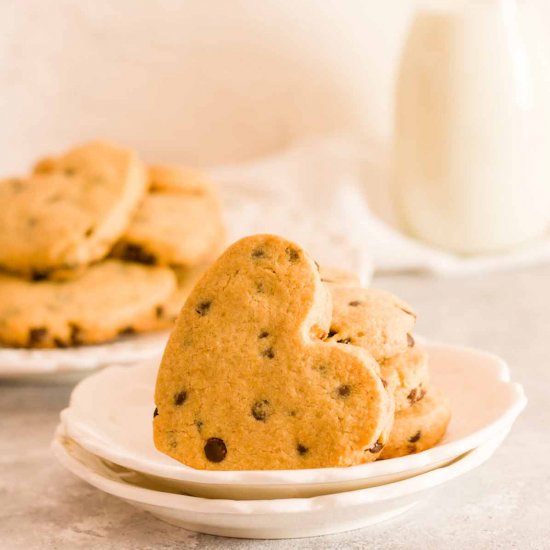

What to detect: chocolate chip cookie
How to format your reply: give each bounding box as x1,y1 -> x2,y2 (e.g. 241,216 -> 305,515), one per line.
380,387 -> 451,459
0,141 -> 147,278
0,260 -> 176,348
154,234 -> 392,470
112,165 -> 225,267
381,346 -> 430,411
327,286 -> 416,361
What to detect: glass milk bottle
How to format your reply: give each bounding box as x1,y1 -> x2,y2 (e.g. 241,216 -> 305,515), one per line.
392,0 -> 550,254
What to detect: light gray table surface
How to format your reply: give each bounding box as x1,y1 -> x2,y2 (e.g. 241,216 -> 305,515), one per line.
1,265 -> 549,549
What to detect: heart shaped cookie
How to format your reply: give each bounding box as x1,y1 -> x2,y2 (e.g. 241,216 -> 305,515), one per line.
154,234 -> 391,470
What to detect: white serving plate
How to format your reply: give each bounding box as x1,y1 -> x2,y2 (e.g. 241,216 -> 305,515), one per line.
52,426 -> 510,539
60,342 -> 526,499
0,331 -> 169,382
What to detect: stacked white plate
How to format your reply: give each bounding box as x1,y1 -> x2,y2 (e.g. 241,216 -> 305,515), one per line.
53,341 -> 526,539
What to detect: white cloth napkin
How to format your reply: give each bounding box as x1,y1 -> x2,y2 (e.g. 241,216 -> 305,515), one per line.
208,136 -> 550,279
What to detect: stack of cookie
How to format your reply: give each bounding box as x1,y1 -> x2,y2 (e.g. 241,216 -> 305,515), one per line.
152,234 -> 450,470
326,284 -> 451,459
0,141 -> 225,348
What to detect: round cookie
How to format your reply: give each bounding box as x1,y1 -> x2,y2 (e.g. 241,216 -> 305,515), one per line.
112,165 -> 225,267
0,141 -> 147,278
380,347 -> 430,412
380,387 -> 451,459
0,260 -> 176,348
327,286 -> 416,361
319,266 -> 360,287
154,234 -> 392,470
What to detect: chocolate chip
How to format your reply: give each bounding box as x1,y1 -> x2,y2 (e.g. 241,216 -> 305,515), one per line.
204,438 -> 227,462
261,347 -> 275,359
408,430 -> 421,443
155,305 -> 164,319
407,387 -> 426,404
118,326 -> 136,336
288,410 -> 296,417
153,407 -> 159,418
53,338 -> 68,348
285,247 -> 300,262
84,227 -> 94,237
69,323 -> 84,346
337,337 -> 352,344
327,329 -> 337,338
251,247 -> 265,258
337,384 -> 351,398
195,301 -> 212,316
174,391 -> 187,406
258,330 -> 269,339
316,364 -> 328,375
368,440 -> 384,454
407,333 -> 415,347
121,243 -> 157,265
251,400 -> 272,422
348,300 -> 362,307
28,327 -> 48,346
297,443 -> 309,455
31,269 -> 50,281
408,444 -> 417,454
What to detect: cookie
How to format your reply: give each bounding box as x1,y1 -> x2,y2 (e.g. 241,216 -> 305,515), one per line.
319,266 -> 360,287
0,260 -> 176,348
327,286 -> 416,361
381,347 -> 430,412
0,141 -> 147,278
154,234 -> 392,470
112,165 -> 225,267
380,387 -> 451,459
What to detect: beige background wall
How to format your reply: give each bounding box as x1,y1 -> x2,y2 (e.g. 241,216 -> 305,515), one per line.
1,1 -> 548,172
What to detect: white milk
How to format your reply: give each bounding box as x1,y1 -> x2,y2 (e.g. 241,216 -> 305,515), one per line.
392,0 -> 550,254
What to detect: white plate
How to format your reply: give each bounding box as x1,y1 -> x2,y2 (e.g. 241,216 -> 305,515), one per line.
51,426 -> 510,539
60,342 -> 526,499
0,331 -> 169,381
